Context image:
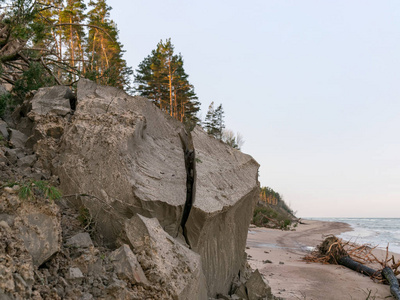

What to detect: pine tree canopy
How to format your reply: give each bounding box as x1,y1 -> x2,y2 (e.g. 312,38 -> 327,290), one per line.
0,0 -> 133,103
135,38 -> 200,131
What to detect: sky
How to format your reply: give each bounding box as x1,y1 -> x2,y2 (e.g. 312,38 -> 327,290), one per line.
106,0 -> 400,218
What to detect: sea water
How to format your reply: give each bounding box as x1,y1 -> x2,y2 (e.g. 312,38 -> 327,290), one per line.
311,218 -> 400,254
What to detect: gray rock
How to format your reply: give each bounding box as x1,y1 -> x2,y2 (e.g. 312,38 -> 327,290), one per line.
4,149 -> 17,164
67,267 -> 84,280
0,149 -> 8,164
5,148 -> 25,160
109,244 -> 148,285
17,203 -> 61,267
9,129 -> 28,148
0,120 -> 9,140
57,79 -> 187,244
81,293 -> 94,300
0,290 -> 14,300
123,214 -> 207,300
185,126 -> 260,296
66,232 -> 93,248
30,86 -> 73,117
0,214 -> 15,227
17,154 -> 36,169
246,269 -> 272,300
234,284 -> 248,300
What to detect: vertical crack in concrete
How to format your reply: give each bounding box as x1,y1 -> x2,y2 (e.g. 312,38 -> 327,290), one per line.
178,129 -> 196,248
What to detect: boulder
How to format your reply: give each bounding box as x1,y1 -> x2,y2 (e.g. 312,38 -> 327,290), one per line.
16,202 -> 61,267
245,269 -> 272,300
32,80 -> 260,298
29,86 -> 73,117
9,129 -> 28,148
109,244 -> 148,285
66,267 -> 84,281
57,79 -> 187,244
185,126 -> 260,296
17,154 -> 36,169
66,232 -> 93,248
0,120 -> 9,140
122,214 -> 207,300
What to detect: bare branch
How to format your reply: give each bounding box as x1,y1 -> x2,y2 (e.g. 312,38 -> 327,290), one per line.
40,56 -> 61,85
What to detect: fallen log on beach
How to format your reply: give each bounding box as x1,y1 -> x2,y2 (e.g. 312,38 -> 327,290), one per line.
382,267 -> 400,299
305,235 -> 400,298
337,256 -> 378,277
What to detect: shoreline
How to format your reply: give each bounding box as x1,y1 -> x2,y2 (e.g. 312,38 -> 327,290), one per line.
246,219 -> 400,300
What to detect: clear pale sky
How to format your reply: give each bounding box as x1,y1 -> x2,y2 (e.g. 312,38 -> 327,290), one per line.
107,0 -> 400,218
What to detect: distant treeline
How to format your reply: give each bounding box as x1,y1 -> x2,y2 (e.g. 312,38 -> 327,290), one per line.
259,186 -> 293,215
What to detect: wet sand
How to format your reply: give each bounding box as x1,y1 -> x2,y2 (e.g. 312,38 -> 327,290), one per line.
246,219 -> 400,300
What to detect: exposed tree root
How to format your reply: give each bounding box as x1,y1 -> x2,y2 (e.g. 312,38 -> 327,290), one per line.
304,235 -> 400,297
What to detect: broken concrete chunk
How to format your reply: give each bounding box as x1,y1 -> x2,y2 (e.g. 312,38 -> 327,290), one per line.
67,267 -> 84,280
57,79 -> 187,244
109,244 -> 148,285
66,232 -> 93,248
245,269 -> 272,300
17,203 -> 61,267
9,129 -> 28,149
0,120 -> 9,140
185,126 -> 260,296
123,214 -> 207,300
30,86 -> 73,117
17,154 -> 36,169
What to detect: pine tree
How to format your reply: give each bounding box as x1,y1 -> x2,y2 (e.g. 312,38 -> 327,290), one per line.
214,104 -> 225,140
85,0 -> 133,91
1,0 -> 133,102
135,39 -> 199,130
60,0 -> 87,77
203,102 -> 225,140
203,102 -> 216,136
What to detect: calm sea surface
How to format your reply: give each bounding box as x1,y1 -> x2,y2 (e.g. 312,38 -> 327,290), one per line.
310,218 -> 400,254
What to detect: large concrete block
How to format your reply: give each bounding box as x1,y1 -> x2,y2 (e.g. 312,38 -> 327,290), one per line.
57,79 -> 188,245
186,126 -> 260,296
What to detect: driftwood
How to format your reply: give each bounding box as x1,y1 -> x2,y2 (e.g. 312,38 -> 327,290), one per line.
337,256 -> 379,277
382,267 -> 400,299
259,213 -> 281,228
305,235 -> 400,298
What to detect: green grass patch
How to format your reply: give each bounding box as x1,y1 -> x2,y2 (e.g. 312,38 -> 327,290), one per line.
12,180 -> 62,202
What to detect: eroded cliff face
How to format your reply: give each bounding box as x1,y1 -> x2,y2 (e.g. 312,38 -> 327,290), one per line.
1,79 -> 270,299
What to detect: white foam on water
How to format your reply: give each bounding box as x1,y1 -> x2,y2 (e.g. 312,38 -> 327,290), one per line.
309,218 -> 400,254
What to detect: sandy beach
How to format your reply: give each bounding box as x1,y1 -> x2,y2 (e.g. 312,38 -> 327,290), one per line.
246,220 -> 400,300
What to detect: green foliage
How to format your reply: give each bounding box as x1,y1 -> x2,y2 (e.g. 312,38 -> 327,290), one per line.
204,102 -> 225,139
252,205 -> 293,230
13,62 -> 56,101
16,180 -> 62,202
260,186 -> 294,216
1,0 -> 133,102
0,92 -> 13,118
135,38 -> 200,130
254,186 -> 295,230
85,0 -> 133,91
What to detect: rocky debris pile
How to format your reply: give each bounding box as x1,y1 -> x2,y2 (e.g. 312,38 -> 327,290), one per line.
0,80 -> 277,299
